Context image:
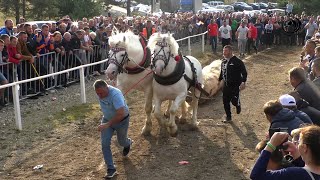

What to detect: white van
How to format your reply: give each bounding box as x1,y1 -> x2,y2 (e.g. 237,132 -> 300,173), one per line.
207,1 -> 224,7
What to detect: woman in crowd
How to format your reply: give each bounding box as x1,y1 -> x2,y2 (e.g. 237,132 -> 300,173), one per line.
251,125 -> 320,180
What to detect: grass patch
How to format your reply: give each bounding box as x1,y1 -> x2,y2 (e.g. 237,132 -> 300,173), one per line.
48,103 -> 101,126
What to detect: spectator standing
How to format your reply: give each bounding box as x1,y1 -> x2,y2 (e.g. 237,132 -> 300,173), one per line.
286,1 -> 293,15
255,19 -> 264,50
218,20 -> 232,48
218,45 -> 247,122
305,18 -> 318,42
300,40 -> 317,80
207,19 -> 218,53
142,20 -> 156,40
247,22 -> 258,54
94,79 -> 132,179
0,39 -> 8,107
236,21 -> 249,58
0,19 -> 14,36
265,20 -> 274,48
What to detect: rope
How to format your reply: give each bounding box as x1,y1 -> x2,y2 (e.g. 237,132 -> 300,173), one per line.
124,71 -> 153,96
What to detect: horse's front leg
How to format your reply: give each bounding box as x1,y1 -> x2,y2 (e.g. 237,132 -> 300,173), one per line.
153,97 -> 165,128
141,86 -> 153,136
167,94 -> 186,137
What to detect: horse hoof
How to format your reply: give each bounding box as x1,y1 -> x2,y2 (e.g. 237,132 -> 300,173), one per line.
164,113 -> 169,119
179,118 -> 187,124
167,125 -> 178,137
170,131 -> 178,137
189,123 -> 199,131
141,127 -> 151,136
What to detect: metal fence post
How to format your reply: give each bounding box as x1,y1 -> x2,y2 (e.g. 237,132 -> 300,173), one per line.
79,67 -> 86,103
188,37 -> 191,56
202,33 -> 205,53
12,83 -> 22,130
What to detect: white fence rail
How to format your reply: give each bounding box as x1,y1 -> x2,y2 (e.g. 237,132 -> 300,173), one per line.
0,31 -> 208,130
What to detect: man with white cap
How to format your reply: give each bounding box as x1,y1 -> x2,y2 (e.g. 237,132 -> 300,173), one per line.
279,94 -> 313,124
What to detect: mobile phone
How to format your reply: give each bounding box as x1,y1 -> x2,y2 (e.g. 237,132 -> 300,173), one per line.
269,127 -> 289,149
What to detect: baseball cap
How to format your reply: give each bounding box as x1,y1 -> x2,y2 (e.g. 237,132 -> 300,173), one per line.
279,94 -> 296,106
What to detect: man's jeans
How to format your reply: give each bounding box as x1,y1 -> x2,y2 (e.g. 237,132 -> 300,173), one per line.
101,117 -> 131,170
210,36 -> 217,52
238,39 -> 247,54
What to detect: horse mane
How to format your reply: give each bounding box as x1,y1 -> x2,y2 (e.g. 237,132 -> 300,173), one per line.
109,31 -> 140,50
147,33 -> 180,56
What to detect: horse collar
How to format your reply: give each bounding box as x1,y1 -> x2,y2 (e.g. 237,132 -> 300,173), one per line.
125,36 -> 151,74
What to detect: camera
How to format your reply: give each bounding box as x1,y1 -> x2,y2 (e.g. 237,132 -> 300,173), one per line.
269,127 -> 289,150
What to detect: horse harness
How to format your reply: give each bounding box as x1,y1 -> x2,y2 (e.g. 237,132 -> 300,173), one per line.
108,35 -> 151,74
152,42 -> 209,97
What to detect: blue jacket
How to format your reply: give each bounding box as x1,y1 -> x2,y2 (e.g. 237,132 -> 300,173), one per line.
293,109 -> 313,124
250,150 -> 320,180
270,108 -> 304,133
0,27 -> 13,36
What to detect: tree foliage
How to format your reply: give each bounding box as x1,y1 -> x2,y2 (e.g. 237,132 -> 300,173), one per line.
287,0 -> 320,15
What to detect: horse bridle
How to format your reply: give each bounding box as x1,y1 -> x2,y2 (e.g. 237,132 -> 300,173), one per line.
108,47 -> 129,73
151,41 -> 174,70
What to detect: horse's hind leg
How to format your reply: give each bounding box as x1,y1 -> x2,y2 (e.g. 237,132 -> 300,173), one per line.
141,88 -> 153,136
190,90 -> 200,130
179,101 -> 188,124
164,100 -> 172,118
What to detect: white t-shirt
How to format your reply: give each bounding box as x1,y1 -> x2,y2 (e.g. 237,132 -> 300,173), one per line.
219,25 -> 231,39
84,34 -> 90,43
306,23 -> 318,37
237,26 -> 249,40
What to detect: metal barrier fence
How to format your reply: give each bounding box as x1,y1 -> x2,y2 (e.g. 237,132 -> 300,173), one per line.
0,31 -> 208,130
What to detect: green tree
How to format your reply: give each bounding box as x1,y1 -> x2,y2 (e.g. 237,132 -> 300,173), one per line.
0,0 -> 20,23
279,0 -> 320,15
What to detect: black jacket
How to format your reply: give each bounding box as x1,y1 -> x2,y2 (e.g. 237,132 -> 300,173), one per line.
219,56 -> 247,87
295,80 -> 320,111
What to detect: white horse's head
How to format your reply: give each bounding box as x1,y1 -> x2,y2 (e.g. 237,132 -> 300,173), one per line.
106,31 -> 141,80
148,33 -> 179,75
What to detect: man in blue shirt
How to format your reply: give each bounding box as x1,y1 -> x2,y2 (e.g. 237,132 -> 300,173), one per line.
0,19 -> 14,36
94,79 -> 132,179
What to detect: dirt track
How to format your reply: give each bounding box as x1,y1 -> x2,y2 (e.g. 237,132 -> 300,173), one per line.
0,45 -> 301,180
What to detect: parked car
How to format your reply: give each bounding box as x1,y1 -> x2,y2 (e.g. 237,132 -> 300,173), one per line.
207,1 -> 224,7
270,3 -> 278,8
202,3 -> 211,9
23,21 -> 56,28
215,5 -> 234,13
198,8 -> 224,14
258,2 -> 268,9
248,3 -> 260,10
267,8 -> 285,16
232,2 -> 253,11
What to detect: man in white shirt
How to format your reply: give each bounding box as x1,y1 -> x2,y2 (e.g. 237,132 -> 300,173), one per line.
236,22 -> 249,58
305,17 -> 318,42
286,1 -> 293,15
219,20 -> 232,48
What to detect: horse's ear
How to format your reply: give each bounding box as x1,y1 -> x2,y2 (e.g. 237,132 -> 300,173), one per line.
157,32 -> 161,38
123,36 -> 126,42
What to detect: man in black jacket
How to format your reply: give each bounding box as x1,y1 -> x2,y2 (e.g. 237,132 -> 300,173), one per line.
219,45 -> 248,122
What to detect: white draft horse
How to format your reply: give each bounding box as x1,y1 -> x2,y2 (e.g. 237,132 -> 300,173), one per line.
105,31 -> 154,135
148,33 -> 203,137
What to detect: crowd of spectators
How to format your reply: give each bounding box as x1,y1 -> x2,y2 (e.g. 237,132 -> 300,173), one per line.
0,10 -> 320,106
